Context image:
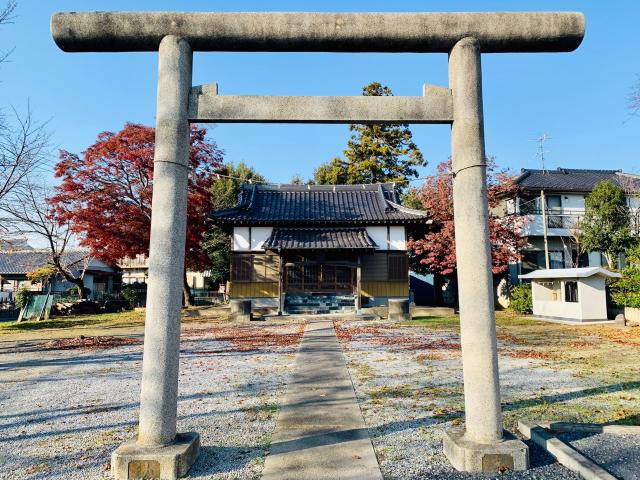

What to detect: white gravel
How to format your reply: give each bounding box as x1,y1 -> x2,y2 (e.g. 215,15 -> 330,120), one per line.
0,321 -> 302,479
557,431 -> 640,480
336,319 -> 597,480
3,317 -> 632,480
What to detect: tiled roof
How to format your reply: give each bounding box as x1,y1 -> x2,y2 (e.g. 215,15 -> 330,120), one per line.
263,227 -> 378,251
515,168 -> 640,193
210,183 -> 430,226
0,249 -> 90,275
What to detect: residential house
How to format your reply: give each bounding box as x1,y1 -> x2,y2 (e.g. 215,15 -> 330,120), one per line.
209,183 -> 430,314
0,248 -> 119,300
509,168 -> 640,282
118,254 -> 209,289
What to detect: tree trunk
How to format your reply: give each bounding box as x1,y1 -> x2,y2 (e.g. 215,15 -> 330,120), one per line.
52,258 -> 88,300
433,273 -> 445,306
72,278 -> 89,300
183,270 -> 193,307
450,273 -> 460,312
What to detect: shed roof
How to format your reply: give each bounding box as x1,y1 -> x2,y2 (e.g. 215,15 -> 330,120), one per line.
210,183 -> 430,226
515,168 -> 640,193
519,267 -> 621,280
263,227 -> 377,251
0,249 -> 114,276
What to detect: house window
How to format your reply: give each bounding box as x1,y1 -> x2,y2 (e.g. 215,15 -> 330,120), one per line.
231,255 -> 253,282
522,251 -> 564,272
388,254 -> 408,281
519,196 -> 538,215
549,251 -> 564,269
565,281 -> 578,303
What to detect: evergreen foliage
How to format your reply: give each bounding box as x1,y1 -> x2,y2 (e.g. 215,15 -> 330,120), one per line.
205,162 -> 266,285
509,283 -> 533,314
580,181 -> 633,269
313,82 -> 426,188
611,243 -> 640,308
15,287 -> 32,309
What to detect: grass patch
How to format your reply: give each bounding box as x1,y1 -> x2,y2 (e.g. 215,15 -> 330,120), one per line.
349,361 -> 375,380
401,315 -> 459,329
413,386 -> 463,400
0,310 -> 145,333
403,311 -> 542,330
25,463 -> 50,475
495,311 -> 539,327
243,402 -> 279,421
365,384 -> 412,402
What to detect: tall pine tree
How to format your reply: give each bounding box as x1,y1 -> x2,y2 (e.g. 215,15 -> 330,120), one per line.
314,82 -> 425,188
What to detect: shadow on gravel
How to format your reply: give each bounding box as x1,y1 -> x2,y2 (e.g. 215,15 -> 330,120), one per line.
502,381 -> 640,415
0,350 -> 143,371
189,445 -> 266,477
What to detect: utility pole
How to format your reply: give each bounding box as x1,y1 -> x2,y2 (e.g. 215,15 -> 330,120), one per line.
534,133 -> 551,269
540,189 -> 550,269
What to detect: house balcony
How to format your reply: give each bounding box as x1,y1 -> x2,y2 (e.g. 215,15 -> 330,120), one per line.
522,210 -> 584,237
522,209 -> 640,238
118,256 -> 149,269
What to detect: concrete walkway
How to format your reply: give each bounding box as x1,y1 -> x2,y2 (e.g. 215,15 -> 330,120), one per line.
262,318 -> 383,480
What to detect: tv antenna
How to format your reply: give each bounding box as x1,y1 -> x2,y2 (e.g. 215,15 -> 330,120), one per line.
533,133 -> 551,173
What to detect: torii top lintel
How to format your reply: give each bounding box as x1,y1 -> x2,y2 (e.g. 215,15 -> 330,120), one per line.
51,11 -> 584,53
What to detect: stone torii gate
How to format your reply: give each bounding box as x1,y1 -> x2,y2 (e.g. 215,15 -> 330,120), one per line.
51,11 -> 584,479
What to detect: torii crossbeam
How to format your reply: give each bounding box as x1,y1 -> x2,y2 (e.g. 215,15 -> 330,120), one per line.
51,11 -> 584,479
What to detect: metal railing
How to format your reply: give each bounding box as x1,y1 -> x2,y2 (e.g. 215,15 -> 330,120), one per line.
524,210 -> 584,230
118,256 -> 149,268
546,213 -> 583,229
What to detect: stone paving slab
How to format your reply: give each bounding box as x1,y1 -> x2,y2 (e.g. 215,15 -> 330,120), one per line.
262,319 -> 383,480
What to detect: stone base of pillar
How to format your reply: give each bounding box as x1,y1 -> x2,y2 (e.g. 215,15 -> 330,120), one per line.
230,299 -> 252,321
388,298 -> 410,322
443,428 -> 529,473
111,432 -> 200,480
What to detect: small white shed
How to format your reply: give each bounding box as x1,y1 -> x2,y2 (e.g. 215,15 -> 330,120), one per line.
518,267 -> 621,322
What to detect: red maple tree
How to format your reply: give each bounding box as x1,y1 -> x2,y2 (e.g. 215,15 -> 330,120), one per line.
408,158 -> 527,277
50,123 -> 224,302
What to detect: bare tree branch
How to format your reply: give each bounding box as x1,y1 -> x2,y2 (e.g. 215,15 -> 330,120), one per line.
0,1 -> 17,65
0,1 -> 16,24
0,105 -> 51,207
628,74 -> 640,119
0,179 -> 90,298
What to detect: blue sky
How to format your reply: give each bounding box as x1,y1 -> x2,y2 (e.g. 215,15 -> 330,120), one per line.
1,0 -> 639,184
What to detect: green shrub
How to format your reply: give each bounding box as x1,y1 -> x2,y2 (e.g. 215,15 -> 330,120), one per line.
120,282 -> 147,307
120,284 -> 138,304
15,287 -> 33,309
64,285 -> 91,297
611,244 -> 640,308
510,283 -> 533,314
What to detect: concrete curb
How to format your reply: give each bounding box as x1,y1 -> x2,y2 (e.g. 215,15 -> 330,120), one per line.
518,420 -> 617,480
535,421 -> 640,435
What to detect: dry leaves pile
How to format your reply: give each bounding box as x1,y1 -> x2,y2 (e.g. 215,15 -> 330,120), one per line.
195,322 -> 307,354
334,321 -> 460,352
41,335 -> 141,351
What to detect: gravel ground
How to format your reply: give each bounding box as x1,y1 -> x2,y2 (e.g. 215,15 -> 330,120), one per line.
2,315 -> 636,479
0,321 -> 304,480
557,431 -> 640,480
334,319 -> 599,480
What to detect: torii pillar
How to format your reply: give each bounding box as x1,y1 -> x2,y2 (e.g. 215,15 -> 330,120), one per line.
51,11 -> 584,479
